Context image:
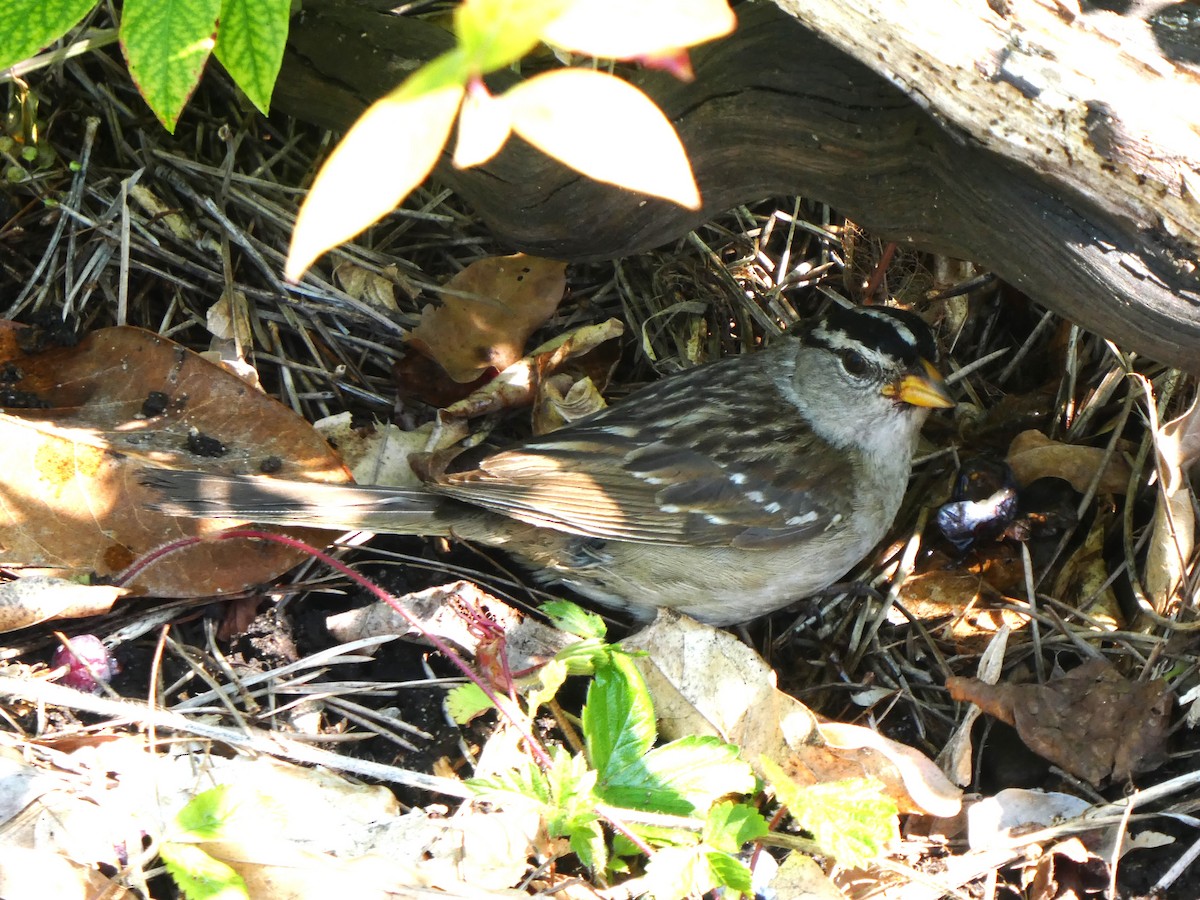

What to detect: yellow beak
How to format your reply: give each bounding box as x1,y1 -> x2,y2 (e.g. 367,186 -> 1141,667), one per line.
883,358 -> 955,409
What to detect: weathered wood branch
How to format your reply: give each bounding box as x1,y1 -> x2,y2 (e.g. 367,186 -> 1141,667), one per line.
275,0 -> 1200,372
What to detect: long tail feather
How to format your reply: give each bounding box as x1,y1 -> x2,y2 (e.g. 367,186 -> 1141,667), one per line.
139,469 -> 449,534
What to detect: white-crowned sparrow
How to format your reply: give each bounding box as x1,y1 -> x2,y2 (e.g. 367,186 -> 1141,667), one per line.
143,303 -> 953,625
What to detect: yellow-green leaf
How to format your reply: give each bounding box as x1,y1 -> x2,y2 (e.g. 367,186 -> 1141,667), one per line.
542,0 -> 735,60
453,0 -> 570,73
502,68 -> 700,209
120,0 -> 221,132
0,0 -> 97,74
453,85 -> 513,169
214,0 -> 290,115
285,52 -> 468,280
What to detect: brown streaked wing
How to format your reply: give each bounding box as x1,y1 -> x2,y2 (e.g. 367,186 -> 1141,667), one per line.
432,404 -> 854,548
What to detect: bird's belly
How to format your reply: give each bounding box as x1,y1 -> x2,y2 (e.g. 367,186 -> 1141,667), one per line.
524,527 -> 883,627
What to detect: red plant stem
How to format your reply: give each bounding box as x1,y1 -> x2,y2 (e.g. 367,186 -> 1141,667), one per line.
120,529 -> 552,768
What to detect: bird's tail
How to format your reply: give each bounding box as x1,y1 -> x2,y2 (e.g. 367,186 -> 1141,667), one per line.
139,469 -> 451,535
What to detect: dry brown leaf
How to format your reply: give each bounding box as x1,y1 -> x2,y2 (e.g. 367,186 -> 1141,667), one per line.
532,374 -> 607,435
407,254 -> 567,382
947,658 -> 1171,784
206,286 -> 253,346
0,323 -> 351,597
332,261 -> 401,311
441,318 -> 625,421
1006,429 -> 1131,494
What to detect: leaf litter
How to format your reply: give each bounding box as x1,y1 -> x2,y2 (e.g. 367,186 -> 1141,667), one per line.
0,23 -> 1199,899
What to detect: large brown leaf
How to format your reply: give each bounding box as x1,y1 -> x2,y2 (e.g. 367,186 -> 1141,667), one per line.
0,324 -> 351,598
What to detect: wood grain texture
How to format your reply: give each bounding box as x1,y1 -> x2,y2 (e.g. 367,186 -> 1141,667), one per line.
274,0 -> 1200,371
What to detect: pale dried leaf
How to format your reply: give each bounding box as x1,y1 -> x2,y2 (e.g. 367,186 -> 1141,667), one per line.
818,723 -> 963,819
966,789 -> 1091,850
206,287 -> 253,346
313,414 -> 464,488
532,374 -> 607,434
623,612 -> 961,816
441,318 -> 624,419
1147,393 -> 1200,605
0,576 -> 126,633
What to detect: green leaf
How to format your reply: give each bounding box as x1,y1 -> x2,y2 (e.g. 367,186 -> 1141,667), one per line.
525,657 -> 568,714
703,850 -> 753,894
213,0 -> 290,115
703,801 -> 768,854
0,0 -> 97,73
761,757 -> 898,867
446,682 -> 494,724
120,0 -> 221,132
582,652 -> 655,780
600,735 -> 754,816
554,637 -> 614,677
453,0 -> 571,74
174,784 -> 241,841
540,599 -> 607,640
285,49 -> 468,279
500,68 -> 700,209
159,841 -> 249,900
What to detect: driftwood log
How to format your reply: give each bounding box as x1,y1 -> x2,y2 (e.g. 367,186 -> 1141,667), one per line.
275,0 -> 1200,372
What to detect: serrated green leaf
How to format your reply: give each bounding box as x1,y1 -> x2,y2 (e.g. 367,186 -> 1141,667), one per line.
582,652 -> 655,780
174,784 -> 240,841
566,814 -> 606,872
213,0 -> 290,114
554,637 -> 613,677
446,682 -> 494,723
0,0 -> 96,73
453,0 -> 570,74
704,850 -> 753,894
540,599 -> 607,639
120,0 -> 221,132
761,757 -> 898,867
703,801 -> 768,854
159,841 -> 249,900
600,735 -> 754,816
285,49 -> 468,279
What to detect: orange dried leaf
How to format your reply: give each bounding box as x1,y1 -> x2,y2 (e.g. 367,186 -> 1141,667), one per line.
0,324 -> 351,597
408,253 -> 567,382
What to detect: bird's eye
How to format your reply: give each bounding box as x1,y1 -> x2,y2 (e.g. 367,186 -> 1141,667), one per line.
839,350 -> 869,377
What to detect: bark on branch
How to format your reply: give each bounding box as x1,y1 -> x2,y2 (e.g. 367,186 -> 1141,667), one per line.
275,0 -> 1200,372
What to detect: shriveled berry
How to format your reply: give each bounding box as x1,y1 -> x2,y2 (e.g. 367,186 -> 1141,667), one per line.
52,635 -> 119,693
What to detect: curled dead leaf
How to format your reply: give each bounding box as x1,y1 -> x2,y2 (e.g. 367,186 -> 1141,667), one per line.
1006,429 -> 1131,494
